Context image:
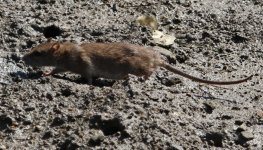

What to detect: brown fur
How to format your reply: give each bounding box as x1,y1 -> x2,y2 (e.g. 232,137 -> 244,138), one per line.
22,40 -> 252,85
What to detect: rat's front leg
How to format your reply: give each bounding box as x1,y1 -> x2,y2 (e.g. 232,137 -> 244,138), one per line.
81,71 -> 93,84
42,67 -> 66,76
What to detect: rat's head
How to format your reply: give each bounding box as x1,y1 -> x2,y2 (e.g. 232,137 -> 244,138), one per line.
22,41 -> 61,67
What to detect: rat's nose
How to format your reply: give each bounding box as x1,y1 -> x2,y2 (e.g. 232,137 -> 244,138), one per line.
22,55 -> 26,61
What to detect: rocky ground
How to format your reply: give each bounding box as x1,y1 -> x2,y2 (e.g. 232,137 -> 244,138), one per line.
0,0 -> 262,149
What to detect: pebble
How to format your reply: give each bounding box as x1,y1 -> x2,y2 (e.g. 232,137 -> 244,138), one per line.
0,145 -> 6,150
241,131 -> 254,140
237,124 -> 247,132
89,130 -> 105,146
161,76 -> 181,86
34,125 -> 43,132
203,102 -> 216,114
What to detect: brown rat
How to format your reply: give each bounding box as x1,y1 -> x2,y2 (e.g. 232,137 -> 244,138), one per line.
22,40 -> 252,85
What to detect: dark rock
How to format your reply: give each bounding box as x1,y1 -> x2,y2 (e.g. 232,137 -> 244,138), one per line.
172,18 -> 181,24
185,33 -> 197,42
37,0 -> 56,4
10,53 -> 21,62
24,107 -> 35,112
0,115 -> 13,131
61,88 -> 72,97
50,117 -> 66,127
89,115 -> 125,136
203,102 -> 215,114
175,50 -> 188,63
43,25 -> 63,38
58,139 -> 80,150
235,120 -> 243,125
231,34 -> 248,43
203,132 -> 224,147
46,92 -> 54,100
42,130 -> 54,139
90,31 -> 104,36
161,76 -> 181,86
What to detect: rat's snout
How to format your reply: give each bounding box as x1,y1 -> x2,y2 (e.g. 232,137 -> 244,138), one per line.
22,55 -> 29,64
22,54 -> 33,66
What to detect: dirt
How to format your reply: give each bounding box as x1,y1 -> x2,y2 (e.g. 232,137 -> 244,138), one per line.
0,0 -> 262,149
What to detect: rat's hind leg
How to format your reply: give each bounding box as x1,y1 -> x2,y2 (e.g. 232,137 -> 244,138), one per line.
42,67 -> 66,76
142,68 -> 155,81
143,72 -> 153,81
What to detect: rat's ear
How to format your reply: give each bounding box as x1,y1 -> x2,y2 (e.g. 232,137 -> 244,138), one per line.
50,42 -> 60,52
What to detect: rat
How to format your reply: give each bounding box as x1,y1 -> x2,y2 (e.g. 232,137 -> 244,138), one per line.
22,40 -> 252,85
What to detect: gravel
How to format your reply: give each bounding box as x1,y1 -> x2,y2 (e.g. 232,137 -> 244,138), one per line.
0,0 -> 262,149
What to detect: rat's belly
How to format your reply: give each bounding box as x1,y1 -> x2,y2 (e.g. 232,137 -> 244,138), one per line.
92,71 -> 129,79
90,64 -> 135,80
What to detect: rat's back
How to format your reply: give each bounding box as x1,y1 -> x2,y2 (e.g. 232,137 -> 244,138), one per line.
80,43 -> 162,79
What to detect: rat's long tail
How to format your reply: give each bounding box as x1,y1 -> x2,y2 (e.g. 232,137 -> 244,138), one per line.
161,63 -> 252,85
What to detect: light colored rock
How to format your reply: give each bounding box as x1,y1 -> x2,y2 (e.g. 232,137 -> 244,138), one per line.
241,131 -> 254,140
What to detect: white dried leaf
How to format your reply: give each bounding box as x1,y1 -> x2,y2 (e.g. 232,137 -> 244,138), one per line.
152,30 -> 175,46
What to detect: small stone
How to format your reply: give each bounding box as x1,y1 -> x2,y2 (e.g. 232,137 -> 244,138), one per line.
61,88 -> 72,97
172,18 -> 181,24
170,144 -> 184,150
34,125 -> 43,132
59,139 -> 80,150
0,115 -> 13,130
46,92 -> 53,100
175,50 -> 188,63
237,124 -> 247,132
203,102 -> 216,114
231,34 -> 248,43
161,76 -> 181,86
234,120 -> 243,125
42,130 -> 54,139
256,111 -> 263,118
10,53 -> 21,62
88,130 -> 105,146
241,131 -> 254,140
19,26 -> 38,37
37,0 -> 54,4
111,3 -> 118,12
23,115 -> 33,125
50,117 -> 66,127
43,25 -> 63,38
147,91 -> 163,101
25,107 -> 35,112
0,145 -> 6,150
185,33 -> 197,42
